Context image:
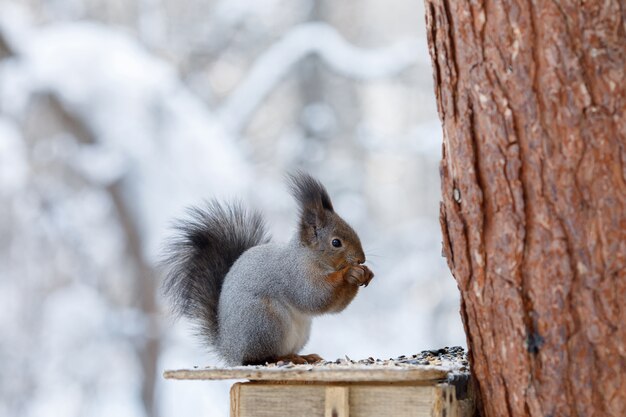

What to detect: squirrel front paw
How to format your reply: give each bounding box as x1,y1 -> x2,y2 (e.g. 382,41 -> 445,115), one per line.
345,265 -> 374,287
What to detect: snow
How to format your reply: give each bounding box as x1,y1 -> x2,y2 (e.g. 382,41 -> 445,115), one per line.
0,118 -> 28,193
1,18 -> 252,260
0,2 -> 464,417
218,21 -> 430,132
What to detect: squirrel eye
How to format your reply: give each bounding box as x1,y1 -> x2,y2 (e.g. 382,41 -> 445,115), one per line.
331,239 -> 342,248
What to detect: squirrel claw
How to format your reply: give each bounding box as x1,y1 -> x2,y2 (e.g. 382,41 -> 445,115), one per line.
361,265 -> 374,287
346,264 -> 374,287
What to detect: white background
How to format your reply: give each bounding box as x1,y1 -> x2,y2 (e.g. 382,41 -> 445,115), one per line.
0,1 -> 465,416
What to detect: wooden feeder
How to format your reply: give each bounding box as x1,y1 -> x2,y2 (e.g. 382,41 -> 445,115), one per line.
164,348 -> 475,417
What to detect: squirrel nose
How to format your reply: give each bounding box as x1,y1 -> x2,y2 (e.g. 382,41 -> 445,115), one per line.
356,249 -> 366,265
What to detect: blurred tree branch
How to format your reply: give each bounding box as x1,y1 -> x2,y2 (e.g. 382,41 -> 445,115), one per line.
218,22 -> 429,133
43,94 -> 161,417
0,29 -> 13,59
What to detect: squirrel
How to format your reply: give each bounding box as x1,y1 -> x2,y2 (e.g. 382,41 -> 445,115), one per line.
162,172 -> 374,366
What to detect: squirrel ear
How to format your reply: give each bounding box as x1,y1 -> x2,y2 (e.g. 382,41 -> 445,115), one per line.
287,171 -> 334,213
287,171 -> 334,243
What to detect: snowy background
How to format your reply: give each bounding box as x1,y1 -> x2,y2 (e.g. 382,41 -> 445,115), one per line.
0,0 -> 465,416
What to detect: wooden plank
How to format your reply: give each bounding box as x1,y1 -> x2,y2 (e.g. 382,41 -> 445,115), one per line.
234,383 -> 325,417
231,382 -> 474,417
431,383 -> 475,417
163,365 -> 449,382
350,385 -> 436,417
431,384 -> 451,417
230,383 -> 240,417
229,382 -> 465,417
229,381 -> 475,417
325,386 -> 349,417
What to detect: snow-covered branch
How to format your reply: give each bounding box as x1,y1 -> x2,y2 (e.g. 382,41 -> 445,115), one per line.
217,22 -> 430,133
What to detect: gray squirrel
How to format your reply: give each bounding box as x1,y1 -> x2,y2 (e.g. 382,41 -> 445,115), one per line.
163,172 -> 374,365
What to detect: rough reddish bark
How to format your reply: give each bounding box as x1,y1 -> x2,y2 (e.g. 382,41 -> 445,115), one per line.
424,1 -> 626,417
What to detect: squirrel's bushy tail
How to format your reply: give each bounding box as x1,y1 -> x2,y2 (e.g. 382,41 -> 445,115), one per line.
162,200 -> 270,343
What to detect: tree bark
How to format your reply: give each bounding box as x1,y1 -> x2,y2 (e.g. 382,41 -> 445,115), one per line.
424,1 -> 626,417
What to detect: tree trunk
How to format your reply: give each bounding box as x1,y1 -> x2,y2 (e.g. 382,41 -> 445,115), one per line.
424,1 -> 626,417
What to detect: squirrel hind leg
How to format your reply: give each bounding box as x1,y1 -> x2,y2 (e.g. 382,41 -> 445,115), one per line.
243,353 -> 324,366
299,353 -> 324,363
279,353 -> 323,364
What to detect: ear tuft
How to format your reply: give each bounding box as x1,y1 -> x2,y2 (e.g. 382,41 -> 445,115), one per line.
287,171 -> 335,244
287,171 -> 334,212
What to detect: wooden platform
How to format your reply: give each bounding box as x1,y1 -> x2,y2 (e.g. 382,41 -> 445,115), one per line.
163,348 -> 475,417
164,364 -> 448,382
